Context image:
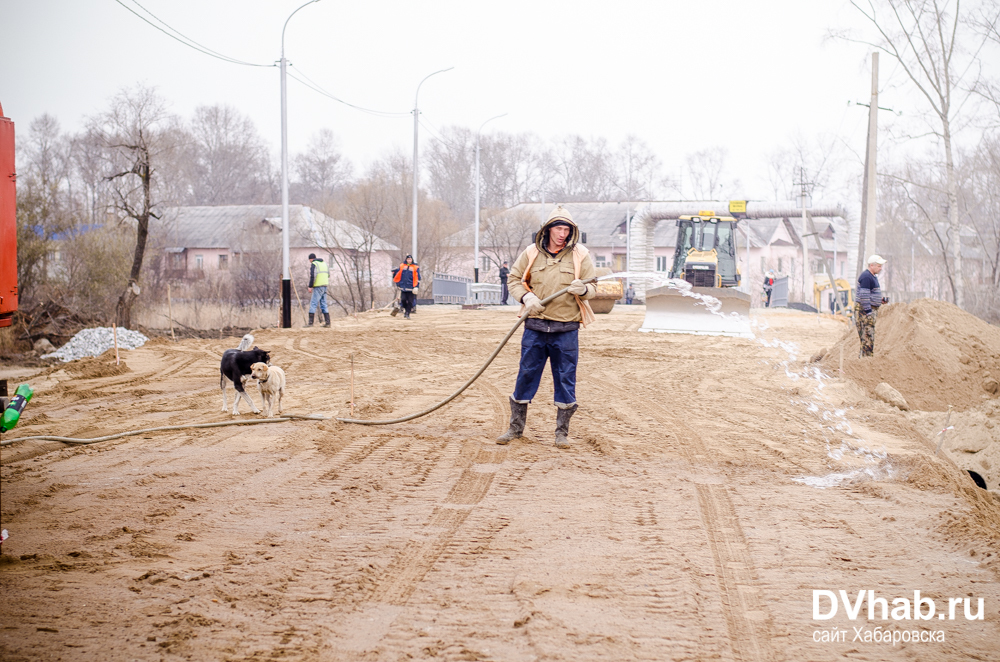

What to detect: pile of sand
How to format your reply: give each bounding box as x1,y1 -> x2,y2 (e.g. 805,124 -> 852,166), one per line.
822,299 -> 1000,412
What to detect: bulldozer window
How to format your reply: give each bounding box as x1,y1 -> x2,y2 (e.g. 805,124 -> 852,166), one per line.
699,223 -> 718,251
671,223 -> 695,277
715,223 -> 734,254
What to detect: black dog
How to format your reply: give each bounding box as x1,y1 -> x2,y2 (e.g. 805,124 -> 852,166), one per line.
220,346 -> 270,415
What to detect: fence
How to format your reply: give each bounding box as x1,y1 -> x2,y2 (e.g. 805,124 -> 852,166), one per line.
431,274 -> 505,305
432,273 -> 471,304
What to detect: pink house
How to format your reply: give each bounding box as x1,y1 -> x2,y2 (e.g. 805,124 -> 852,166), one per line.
158,204 -> 398,302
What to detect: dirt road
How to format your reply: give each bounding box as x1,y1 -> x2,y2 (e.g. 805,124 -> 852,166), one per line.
2,305 -> 998,661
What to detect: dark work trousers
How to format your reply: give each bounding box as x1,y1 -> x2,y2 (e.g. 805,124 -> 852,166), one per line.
500,281 -> 510,304
512,328 -> 579,407
400,290 -> 416,314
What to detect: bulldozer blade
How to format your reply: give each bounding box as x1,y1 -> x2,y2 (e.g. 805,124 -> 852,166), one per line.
640,285 -> 753,338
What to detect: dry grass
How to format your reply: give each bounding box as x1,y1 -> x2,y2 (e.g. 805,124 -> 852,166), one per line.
135,301 -> 302,331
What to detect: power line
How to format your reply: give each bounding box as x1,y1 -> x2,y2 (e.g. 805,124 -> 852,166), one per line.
286,68 -> 410,118
116,0 -> 410,119
114,0 -> 273,68
418,119 -> 446,143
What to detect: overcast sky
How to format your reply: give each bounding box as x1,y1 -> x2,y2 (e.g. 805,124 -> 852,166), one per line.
2,0 -> 936,202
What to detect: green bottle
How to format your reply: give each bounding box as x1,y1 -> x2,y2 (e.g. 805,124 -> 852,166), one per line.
1,384 -> 34,432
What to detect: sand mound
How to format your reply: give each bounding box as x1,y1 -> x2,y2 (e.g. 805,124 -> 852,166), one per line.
823,299 -> 1000,411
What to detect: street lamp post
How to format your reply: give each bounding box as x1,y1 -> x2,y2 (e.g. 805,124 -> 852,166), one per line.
279,0 -> 321,328
474,113 -> 506,283
410,67 -> 453,264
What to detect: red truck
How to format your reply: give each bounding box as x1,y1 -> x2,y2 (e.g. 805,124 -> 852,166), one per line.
0,102 -> 16,327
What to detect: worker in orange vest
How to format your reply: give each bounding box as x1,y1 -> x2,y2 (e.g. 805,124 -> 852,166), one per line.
392,255 -> 420,319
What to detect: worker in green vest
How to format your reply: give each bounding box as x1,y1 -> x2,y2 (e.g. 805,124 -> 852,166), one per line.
308,253 -> 330,327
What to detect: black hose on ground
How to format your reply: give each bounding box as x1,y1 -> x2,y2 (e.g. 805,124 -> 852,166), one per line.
0,414 -> 327,447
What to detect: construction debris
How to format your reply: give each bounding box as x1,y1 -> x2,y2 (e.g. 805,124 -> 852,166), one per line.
41,327 -> 149,362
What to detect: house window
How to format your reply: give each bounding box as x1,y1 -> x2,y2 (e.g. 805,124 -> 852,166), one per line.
777,258 -> 783,273
218,254 -> 228,270
594,255 -> 608,267
761,257 -> 766,272
839,260 -> 845,277
656,256 -> 668,272
195,255 -> 204,270
481,255 -> 491,272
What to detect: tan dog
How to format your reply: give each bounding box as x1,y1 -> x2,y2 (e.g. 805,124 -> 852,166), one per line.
250,362 -> 286,417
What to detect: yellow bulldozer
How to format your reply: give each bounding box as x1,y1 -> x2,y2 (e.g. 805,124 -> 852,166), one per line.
813,273 -> 854,317
640,213 -> 753,337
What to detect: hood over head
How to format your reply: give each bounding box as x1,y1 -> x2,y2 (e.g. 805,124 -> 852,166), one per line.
535,205 -> 580,253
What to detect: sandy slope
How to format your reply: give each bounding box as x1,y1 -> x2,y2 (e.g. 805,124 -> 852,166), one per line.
1,304 -> 998,661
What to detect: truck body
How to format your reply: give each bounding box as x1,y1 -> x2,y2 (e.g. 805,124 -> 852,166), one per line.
0,102 -> 16,327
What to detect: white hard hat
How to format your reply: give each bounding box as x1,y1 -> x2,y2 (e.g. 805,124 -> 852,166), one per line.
867,254 -> 887,265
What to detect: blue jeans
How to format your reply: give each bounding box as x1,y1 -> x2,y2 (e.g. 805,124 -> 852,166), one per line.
308,286 -> 328,313
512,328 -> 579,407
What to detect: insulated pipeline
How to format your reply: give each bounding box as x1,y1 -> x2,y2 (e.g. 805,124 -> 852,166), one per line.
336,278 -> 599,426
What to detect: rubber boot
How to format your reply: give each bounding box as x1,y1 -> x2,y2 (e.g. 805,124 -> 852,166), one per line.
554,404 -> 578,448
308,313 -> 315,326
323,312 -> 331,327
496,397 -> 528,445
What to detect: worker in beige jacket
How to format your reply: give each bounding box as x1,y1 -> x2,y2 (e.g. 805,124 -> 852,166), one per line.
497,205 -> 597,448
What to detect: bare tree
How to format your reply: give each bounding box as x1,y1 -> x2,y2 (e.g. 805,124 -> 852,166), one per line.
548,135 -> 615,201
426,125 -> 475,220
761,134 -> 846,201
480,131 -> 547,208
87,85 -> 177,327
318,173 -> 393,313
840,0 -> 998,307
231,220 -> 282,308
293,128 -> 353,210
427,127 -> 548,218
480,207 -> 537,278
612,134 -> 663,201
684,146 -> 739,199
188,104 -> 273,205
960,136 -> 1000,319
14,115 -> 75,301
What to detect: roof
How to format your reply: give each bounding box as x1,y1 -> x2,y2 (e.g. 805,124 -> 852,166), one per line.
159,205 -> 397,252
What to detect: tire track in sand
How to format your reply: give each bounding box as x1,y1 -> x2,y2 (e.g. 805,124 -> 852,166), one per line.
368,446 -> 508,605
601,371 -> 775,662
472,379 -> 508,438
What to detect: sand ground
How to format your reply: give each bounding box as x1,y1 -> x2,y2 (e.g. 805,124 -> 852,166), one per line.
1,304 -> 998,661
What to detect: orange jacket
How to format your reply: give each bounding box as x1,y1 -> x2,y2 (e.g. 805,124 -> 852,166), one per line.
393,263 -> 419,288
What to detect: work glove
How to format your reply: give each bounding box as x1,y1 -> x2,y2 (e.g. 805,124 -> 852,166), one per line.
521,292 -> 545,316
567,279 -> 588,296
412,287 -> 419,294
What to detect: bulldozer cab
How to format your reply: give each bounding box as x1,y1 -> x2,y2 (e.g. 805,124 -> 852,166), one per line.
670,215 -> 741,288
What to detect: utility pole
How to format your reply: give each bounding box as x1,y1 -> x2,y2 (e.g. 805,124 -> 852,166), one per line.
279,0 -> 321,329
410,67 -> 453,264
745,222 -> 751,295
474,113 -> 506,283
795,167 -> 814,303
858,51 -> 879,272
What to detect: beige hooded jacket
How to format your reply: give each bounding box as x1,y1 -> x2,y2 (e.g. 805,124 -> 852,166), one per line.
507,205 -> 597,323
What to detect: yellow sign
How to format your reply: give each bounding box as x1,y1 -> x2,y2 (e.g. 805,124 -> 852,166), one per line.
698,210 -> 716,217
729,200 -> 747,213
